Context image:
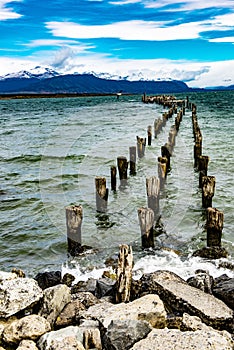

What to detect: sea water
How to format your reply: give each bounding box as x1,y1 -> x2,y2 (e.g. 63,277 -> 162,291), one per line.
0,92 -> 233,280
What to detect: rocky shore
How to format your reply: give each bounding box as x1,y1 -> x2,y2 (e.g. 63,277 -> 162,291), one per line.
0,267 -> 233,350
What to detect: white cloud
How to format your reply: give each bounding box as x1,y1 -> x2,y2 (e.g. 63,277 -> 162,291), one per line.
209,36 -> 234,43
46,13 -> 234,42
26,39 -> 80,47
0,0 -> 22,20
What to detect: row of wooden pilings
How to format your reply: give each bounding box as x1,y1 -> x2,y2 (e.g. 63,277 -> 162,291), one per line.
65,95 -> 185,255
191,103 -> 225,252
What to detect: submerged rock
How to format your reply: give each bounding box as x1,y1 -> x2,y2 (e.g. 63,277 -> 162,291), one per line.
0,278 -> 43,318
192,246 -> 229,259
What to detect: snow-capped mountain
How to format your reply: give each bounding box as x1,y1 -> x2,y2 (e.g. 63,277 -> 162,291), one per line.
0,66 -> 60,81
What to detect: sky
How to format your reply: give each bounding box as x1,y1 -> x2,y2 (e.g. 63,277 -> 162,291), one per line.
0,0 -> 233,87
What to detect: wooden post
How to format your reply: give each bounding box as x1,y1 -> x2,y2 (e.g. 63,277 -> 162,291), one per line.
117,156 -> 128,186
202,176 -> 216,208
161,144 -> 171,172
197,155 -> 209,187
136,136 -> 146,158
66,205 -> 83,255
158,156 -> 167,187
111,166 -> 117,191
129,146 -> 136,175
147,125 -> 152,146
115,244 -> 133,303
95,177 -> 108,212
154,118 -> 163,138
146,176 -> 160,220
138,207 -> 154,248
207,208 -> 224,247
194,140 -> 202,168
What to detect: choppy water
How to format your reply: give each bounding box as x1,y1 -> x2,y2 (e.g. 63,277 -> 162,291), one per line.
0,92 -> 233,280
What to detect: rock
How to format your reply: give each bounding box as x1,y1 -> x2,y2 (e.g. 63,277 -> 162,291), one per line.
0,271 -> 18,282
71,291 -> 100,308
11,268 -> 25,278
213,274 -> 234,310
16,340 -> 39,349
37,326 -> 85,350
187,270 -> 214,294
192,246 -> 228,259
82,294 -> 166,329
0,347 -> 6,350
79,319 -> 102,350
55,299 -> 86,328
34,271 -> 61,290
2,315 -> 51,345
130,328 -> 234,350
103,319 -> 152,350
181,313 -> 212,331
139,270 -> 233,331
71,278 -> 97,295
62,273 -> 75,287
39,284 -> 71,326
95,277 -> 116,299
0,278 -> 43,318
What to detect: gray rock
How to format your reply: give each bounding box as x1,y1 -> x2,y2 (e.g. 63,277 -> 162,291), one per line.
37,326 -> 85,350
95,277 -> 116,298
0,278 -> 43,318
2,315 -> 51,345
16,340 -> 39,350
82,294 -> 166,329
103,319 -> 152,350
71,291 -> 100,308
130,328 -> 234,350
213,275 -> 234,310
39,284 -> 71,326
34,271 -> 61,290
71,278 -> 97,295
140,270 -> 233,331
187,270 -> 214,294
55,299 -> 86,328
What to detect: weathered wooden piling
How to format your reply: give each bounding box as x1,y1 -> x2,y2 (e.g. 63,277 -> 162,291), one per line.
138,207 -> 155,248
66,205 -> 83,255
129,146 -> 136,175
202,176 -> 216,208
136,136 -> 146,158
117,156 -> 128,185
194,138 -> 202,168
158,156 -> 167,187
115,244 -> 133,303
207,207 -> 224,247
168,127 -> 177,150
111,166 -> 117,191
161,144 -> 171,172
197,155 -> 209,187
95,177 -> 109,212
147,125 -> 152,146
146,176 -> 160,220
154,118 -> 163,138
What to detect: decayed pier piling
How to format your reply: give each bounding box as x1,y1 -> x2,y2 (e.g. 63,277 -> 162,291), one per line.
138,207 -> 155,248
66,205 -> 83,255
116,244 -> 133,303
95,177 -> 109,212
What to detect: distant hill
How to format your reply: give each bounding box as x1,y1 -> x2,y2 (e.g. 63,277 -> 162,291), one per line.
0,69 -> 191,94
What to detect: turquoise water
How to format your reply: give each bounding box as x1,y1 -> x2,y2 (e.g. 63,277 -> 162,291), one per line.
0,92 -> 233,278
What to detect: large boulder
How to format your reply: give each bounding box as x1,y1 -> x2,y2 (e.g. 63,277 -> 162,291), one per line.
213,275 -> 234,310
37,326 -> 84,350
2,315 -> 51,345
55,299 -> 86,328
39,284 -> 71,326
130,328 -> 234,349
82,294 -> 166,329
103,319 -> 152,350
16,340 -> 39,350
139,270 -> 233,331
0,278 -> 43,318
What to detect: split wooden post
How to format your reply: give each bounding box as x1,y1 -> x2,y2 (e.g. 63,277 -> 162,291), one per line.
111,166 -> 117,191
197,155 -> 209,187
129,146 -> 137,175
66,205 -> 83,255
95,177 -> 108,212
158,156 -> 167,188
138,207 -> 155,248
207,207 -> 224,247
202,176 -> 216,208
146,176 -> 160,220
117,156 -> 128,186
115,244 -> 133,303
147,125 -> 152,146
136,136 -> 146,158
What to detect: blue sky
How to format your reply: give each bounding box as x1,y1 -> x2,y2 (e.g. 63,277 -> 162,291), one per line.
0,0 -> 233,87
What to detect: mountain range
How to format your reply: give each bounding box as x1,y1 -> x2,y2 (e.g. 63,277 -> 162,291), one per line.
0,66 -> 233,95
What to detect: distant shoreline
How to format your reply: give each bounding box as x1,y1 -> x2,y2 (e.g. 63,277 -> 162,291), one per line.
0,92 -> 136,100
